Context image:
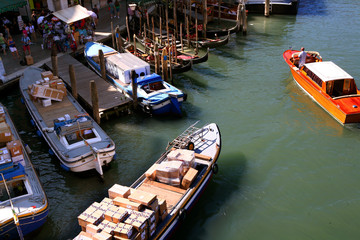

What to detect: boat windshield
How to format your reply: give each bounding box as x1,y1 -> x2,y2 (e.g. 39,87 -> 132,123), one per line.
141,81 -> 166,94
0,179 -> 28,202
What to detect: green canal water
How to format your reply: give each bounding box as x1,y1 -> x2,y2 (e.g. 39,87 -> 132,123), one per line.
2,0 -> 360,239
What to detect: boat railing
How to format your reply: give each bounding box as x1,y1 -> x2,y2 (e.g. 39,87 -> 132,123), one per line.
333,94 -> 360,100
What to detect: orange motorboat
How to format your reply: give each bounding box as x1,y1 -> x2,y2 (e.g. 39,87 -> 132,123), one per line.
283,49 -> 360,124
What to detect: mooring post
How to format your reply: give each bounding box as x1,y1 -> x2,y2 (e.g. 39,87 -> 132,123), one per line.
159,17 -> 162,45
162,47 -> 168,82
265,0 -> 270,17
126,16 -> 131,42
195,18 -> 199,53
115,26 -> 122,52
180,23 -> 183,52
90,80 -> 100,124
186,16 -> 190,48
131,70 -> 138,109
152,17 -> 155,42
204,0 -> 207,38
154,43 -> 159,74
173,0 -> 178,39
69,64 -> 77,100
243,4 -> 248,35
51,45 -> 58,76
111,22 -> 115,49
133,34 -> 137,56
99,49 -> 106,80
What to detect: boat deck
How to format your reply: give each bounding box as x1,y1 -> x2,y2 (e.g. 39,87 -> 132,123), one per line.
46,54 -> 132,119
33,94 -> 81,127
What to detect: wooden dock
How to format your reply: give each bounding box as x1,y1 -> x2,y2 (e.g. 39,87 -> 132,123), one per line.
46,54 -> 132,120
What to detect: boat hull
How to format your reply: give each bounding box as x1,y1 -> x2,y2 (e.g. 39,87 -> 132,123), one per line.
85,45 -> 185,115
283,50 -> 360,124
0,207 -> 49,240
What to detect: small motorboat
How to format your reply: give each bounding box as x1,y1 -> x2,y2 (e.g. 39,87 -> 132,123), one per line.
85,42 -> 187,115
19,67 -> 116,177
0,103 -> 49,239
283,49 -> 360,124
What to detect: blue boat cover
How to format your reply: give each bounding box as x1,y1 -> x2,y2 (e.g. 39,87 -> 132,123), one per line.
136,73 -> 163,85
1,163 -> 25,181
85,42 -> 115,57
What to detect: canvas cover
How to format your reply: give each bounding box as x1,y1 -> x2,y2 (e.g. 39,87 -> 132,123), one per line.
304,61 -> 353,82
52,5 -> 90,24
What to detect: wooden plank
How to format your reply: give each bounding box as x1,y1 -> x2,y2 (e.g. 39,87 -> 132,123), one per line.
195,153 -> 212,161
137,182 -> 184,212
143,179 -> 186,194
46,55 -> 132,116
34,96 -> 80,127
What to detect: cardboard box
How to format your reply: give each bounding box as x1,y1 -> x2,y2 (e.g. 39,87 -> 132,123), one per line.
181,167 -> 198,189
146,198 -> 159,213
158,198 -> 167,216
109,184 -> 131,199
12,154 -> 25,166
25,55 -> 34,65
6,140 -> 22,157
113,197 -> 143,211
0,128 -> 12,144
73,231 -> 93,240
128,189 -> 157,206
30,84 -> 64,102
93,231 -> 113,240
86,224 -> 101,235
114,222 -> 134,239
42,98 -> 52,107
125,215 -> 148,232
156,161 -> 184,179
0,122 -> 9,131
41,71 -> 53,80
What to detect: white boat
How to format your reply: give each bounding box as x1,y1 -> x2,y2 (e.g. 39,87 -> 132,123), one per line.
19,67 -> 116,177
0,103 -> 49,239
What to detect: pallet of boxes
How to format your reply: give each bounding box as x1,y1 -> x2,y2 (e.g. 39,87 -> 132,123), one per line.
0,106 -> 26,174
27,71 -> 67,107
75,184 -> 167,240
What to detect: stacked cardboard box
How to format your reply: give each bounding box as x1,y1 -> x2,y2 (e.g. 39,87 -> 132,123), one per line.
181,167 -> 198,189
7,140 -> 25,166
0,106 -> 5,123
167,149 -> 195,173
0,146 -> 13,173
0,122 -> 13,146
155,161 -> 184,187
28,71 -> 67,107
109,184 -> 131,199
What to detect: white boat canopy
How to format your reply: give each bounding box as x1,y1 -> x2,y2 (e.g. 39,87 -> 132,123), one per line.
52,5 -> 90,24
304,61 -> 353,82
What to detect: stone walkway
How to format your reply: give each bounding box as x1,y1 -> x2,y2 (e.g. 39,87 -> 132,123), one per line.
0,3 -> 127,83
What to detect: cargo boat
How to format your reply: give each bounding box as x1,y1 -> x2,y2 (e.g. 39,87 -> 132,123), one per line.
20,67 -> 116,177
283,49 -> 360,124
74,122 -> 221,240
84,42 -> 187,115
0,103 -> 49,239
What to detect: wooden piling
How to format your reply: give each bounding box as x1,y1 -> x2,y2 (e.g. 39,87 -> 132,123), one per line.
162,47 -> 168,82
126,16 -> 131,42
218,0 -> 221,23
69,64 -> 77,100
242,4 -> 247,35
133,34 -> 137,56
90,80 -> 100,124
195,18 -> 199,53
115,26 -> 120,52
173,0 -> 178,39
159,17 -> 162,45
180,23 -> 183,52
111,22 -> 115,49
131,70 -> 138,109
186,16 -> 190,48
146,11 -> 150,29
154,43 -> 159,74
99,49 -> 106,80
166,8 -> 169,45
265,0 -> 270,17
204,0 -> 207,38
117,26 -> 123,52
152,17 -> 155,43
51,45 -> 58,76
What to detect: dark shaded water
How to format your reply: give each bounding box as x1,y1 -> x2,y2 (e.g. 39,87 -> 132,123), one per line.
2,1 -> 360,239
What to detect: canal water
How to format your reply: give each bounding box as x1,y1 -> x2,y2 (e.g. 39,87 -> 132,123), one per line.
2,0 -> 360,239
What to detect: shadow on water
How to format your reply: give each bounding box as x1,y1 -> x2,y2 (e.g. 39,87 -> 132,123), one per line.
172,151 -> 247,240
297,0 -> 327,16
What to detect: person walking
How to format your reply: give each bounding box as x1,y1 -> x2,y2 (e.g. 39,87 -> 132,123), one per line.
29,23 -> 37,42
115,0 -> 120,18
21,33 -> 31,55
0,33 -> 7,55
7,36 -> 19,59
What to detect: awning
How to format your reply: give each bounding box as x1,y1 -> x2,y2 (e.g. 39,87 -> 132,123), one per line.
305,61 -> 353,82
0,0 -> 27,13
52,5 -> 90,24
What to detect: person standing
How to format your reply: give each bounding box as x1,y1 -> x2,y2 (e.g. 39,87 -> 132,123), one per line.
108,0 -> 115,19
299,47 -> 306,68
92,4 -> 99,25
115,0 -> 120,18
21,33 -> 31,55
0,33 -> 7,55
29,23 -> 37,42
7,36 -> 19,59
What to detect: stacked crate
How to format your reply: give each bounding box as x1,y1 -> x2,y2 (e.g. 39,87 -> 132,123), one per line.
76,184 -> 167,240
28,71 -> 66,107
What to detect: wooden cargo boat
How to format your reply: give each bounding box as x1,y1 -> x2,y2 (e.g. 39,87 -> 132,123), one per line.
74,122 -> 221,240
0,103 -> 49,239
283,49 -> 360,124
20,67 -> 116,177
85,42 -> 187,115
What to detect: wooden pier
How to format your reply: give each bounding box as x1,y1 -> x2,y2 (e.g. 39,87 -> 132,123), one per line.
46,54 -> 132,121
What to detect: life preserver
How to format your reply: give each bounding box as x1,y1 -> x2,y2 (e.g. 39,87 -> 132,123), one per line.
212,163 -> 219,174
